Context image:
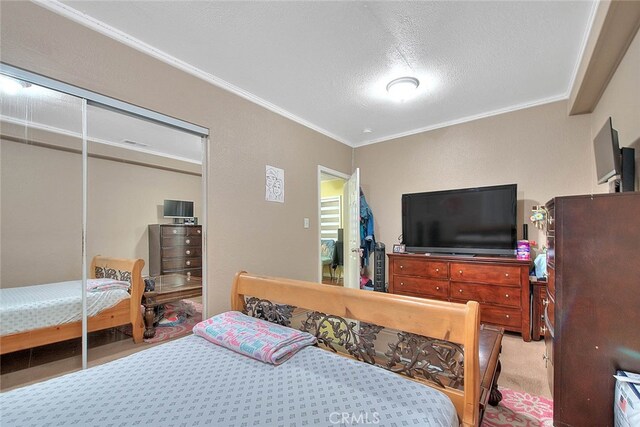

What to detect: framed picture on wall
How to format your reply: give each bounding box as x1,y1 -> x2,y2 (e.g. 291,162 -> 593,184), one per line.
393,244 -> 406,253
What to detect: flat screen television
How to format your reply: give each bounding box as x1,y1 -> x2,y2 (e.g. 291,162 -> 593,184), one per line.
402,184 -> 517,256
163,199 -> 194,218
594,117 -> 621,184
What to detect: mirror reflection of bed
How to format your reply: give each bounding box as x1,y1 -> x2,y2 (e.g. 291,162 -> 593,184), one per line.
0,80 -> 204,389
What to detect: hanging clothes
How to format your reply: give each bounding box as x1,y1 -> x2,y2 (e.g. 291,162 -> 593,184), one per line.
359,188 -> 375,266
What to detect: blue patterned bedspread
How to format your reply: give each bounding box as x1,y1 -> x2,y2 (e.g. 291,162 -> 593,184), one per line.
0,335 -> 458,426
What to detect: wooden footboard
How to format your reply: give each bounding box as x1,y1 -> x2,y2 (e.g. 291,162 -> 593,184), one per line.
231,272 -> 481,427
91,256 -> 145,344
0,256 -> 144,355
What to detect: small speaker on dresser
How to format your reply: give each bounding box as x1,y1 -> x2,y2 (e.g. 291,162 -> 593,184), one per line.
621,147 -> 636,192
523,223 -> 528,240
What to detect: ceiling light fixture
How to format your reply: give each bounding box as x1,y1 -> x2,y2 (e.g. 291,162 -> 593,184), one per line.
386,77 -> 420,102
0,75 -> 29,95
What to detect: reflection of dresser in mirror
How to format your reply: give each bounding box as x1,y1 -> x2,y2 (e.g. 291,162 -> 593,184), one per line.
148,224 -> 203,278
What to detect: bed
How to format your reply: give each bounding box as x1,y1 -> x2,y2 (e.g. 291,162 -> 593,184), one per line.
0,256 -> 145,355
0,271 -> 481,427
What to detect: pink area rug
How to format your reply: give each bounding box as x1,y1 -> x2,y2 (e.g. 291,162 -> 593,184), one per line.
120,299 -> 202,344
482,388 -> 553,427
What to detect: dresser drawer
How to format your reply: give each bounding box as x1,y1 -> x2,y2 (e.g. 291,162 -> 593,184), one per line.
545,288 -> 555,330
162,236 -> 202,247
186,226 -> 202,236
546,236 -> 555,267
162,257 -> 202,271
162,246 -> 202,258
478,305 -> 522,329
393,276 -> 449,299
547,266 -> 555,297
450,263 -> 520,286
162,226 -> 187,236
393,259 -> 448,279
451,282 -> 521,308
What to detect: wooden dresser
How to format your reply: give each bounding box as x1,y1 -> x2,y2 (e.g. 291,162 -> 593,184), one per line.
148,224 -> 203,277
531,278 -> 547,341
545,193 -> 640,427
388,254 -> 531,341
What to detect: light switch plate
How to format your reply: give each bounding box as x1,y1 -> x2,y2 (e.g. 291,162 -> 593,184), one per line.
303,217 -> 310,228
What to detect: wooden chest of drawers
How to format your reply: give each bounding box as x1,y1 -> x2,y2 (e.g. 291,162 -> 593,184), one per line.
148,224 -> 203,277
388,254 -> 531,341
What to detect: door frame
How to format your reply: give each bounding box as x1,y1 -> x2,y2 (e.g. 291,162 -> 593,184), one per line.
317,165 -> 350,283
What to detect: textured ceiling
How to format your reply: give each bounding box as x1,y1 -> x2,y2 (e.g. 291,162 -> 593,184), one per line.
53,1 -> 596,147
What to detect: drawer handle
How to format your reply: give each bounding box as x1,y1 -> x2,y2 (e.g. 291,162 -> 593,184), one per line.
400,265 -> 404,269
541,325 -> 547,335
186,261 -> 191,266
435,268 -> 439,273
186,250 -> 191,255
400,282 -> 404,286
505,273 -> 509,277
197,229 -> 201,234
172,229 -> 177,234
458,270 -> 463,274
458,289 -> 463,293
543,298 -> 549,307
436,286 -> 440,291
186,239 -> 191,244
506,314 -> 510,319
187,272 -> 191,277
505,294 -> 509,298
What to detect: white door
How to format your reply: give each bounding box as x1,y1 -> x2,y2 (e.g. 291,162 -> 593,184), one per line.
343,168 -> 360,289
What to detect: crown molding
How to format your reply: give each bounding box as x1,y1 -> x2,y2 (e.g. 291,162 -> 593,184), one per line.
33,0 -> 353,147
355,94 -> 568,148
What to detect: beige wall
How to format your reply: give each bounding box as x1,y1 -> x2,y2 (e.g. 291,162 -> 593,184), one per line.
354,100 -> 592,258
0,2 -> 352,313
0,139 -> 202,287
590,29 -> 640,192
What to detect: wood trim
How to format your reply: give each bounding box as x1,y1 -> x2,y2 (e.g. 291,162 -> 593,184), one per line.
569,0 -> 640,115
231,271 -> 481,427
0,256 -> 145,354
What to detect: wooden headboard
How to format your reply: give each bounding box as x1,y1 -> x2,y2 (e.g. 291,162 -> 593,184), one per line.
231,272 -> 480,427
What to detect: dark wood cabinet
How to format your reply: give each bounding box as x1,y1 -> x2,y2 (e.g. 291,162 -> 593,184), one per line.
546,193 -> 640,427
148,224 -> 203,277
388,254 -> 531,341
531,279 -> 547,341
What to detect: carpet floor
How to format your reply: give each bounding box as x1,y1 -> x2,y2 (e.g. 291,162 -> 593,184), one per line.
482,387 -> 554,427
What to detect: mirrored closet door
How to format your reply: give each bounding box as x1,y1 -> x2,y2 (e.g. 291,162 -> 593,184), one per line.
0,75 -> 85,385
85,104 -> 205,363
0,66 -> 208,388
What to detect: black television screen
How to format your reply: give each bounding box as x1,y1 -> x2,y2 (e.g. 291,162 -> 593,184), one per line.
163,199 -> 194,218
594,117 -> 621,184
402,184 -> 517,255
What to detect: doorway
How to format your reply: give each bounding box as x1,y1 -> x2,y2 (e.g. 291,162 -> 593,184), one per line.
317,166 -> 349,285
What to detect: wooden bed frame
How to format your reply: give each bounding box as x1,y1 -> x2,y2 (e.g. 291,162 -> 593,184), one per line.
0,256 -> 145,355
231,272 -> 481,427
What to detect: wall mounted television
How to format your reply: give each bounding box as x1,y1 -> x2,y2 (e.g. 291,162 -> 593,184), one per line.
594,117 -> 621,185
402,184 -> 517,256
163,199 -> 194,218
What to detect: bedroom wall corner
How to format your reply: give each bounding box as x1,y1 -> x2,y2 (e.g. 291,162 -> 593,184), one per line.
0,2 -> 353,312
589,28 -> 640,193
353,100 -> 592,260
